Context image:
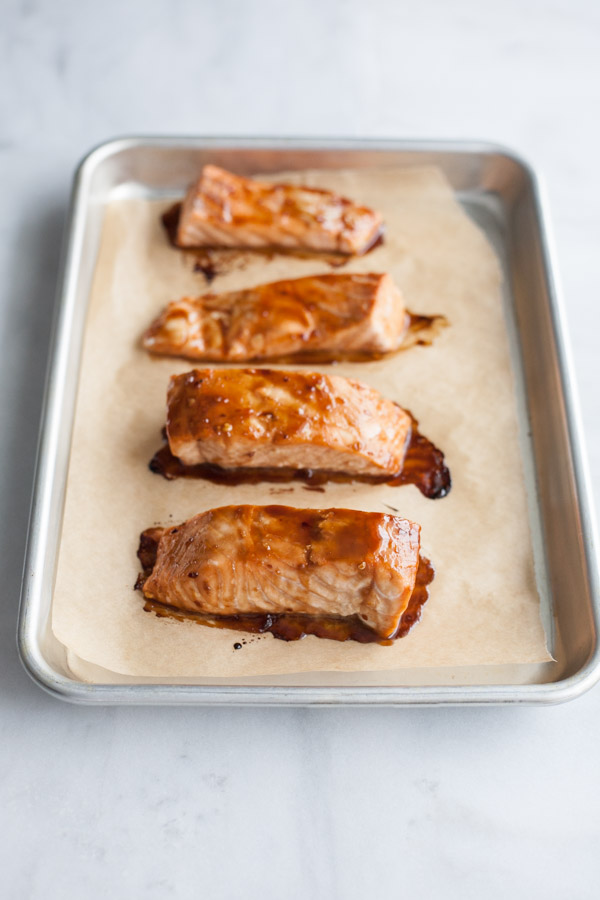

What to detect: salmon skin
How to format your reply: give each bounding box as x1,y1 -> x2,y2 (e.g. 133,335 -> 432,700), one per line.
142,272 -> 407,362
138,505 -> 422,640
176,164 -> 384,255
166,368 -> 412,477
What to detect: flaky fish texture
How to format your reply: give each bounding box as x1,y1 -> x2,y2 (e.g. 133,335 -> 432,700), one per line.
140,505 -> 421,639
176,164 -> 383,254
166,368 -> 412,476
142,272 -> 407,362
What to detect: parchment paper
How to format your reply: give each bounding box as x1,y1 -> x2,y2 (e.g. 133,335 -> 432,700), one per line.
52,166 -> 551,677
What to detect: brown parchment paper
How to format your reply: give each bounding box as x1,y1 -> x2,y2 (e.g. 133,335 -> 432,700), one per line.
51,166 -> 551,677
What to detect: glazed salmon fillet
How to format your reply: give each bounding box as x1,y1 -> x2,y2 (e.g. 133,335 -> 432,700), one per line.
139,505 -> 422,639
176,165 -> 383,255
166,368 -> 412,476
142,272 -> 407,362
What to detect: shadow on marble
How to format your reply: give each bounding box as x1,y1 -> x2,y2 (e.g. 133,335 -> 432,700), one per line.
1,200 -> 67,707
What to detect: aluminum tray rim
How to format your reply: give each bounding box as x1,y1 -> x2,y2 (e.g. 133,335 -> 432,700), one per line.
17,135 -> 600,705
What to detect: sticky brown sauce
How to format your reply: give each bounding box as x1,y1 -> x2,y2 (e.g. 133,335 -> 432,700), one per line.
135,530 -> 434,645
149,415 -> 451,500
162,203 -> 385,283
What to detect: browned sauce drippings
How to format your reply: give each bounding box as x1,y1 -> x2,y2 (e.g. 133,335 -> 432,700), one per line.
161,202 -> 385,283
404,312 -> 448,348
135,529 -> 434,645
162,204 -> 225,283
161,203 -> 182,245
149,414 -> 450,499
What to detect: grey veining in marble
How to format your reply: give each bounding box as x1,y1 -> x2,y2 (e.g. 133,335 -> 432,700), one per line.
1,1 -> 599,898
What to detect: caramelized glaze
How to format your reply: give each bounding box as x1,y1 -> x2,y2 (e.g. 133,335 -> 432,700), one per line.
165,368 -> 412,476
161,201 -> 384,282
137,505 -> 423,639
138,538 -> 433,645
143,272 -> 410,362
150,412 -> 450,499
175,166 -> 385,256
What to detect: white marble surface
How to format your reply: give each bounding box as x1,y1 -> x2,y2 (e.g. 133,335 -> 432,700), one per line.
1,0 -> 600,897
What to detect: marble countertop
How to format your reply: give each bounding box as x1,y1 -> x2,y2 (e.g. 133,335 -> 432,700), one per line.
1,1 -> 599,897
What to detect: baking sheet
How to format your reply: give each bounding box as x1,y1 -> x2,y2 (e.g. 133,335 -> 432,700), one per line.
51,165 -> 551,677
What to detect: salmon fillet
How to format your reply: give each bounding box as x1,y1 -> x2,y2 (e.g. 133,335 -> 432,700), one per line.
139,505 -> 421,639
176,165 -> 383,255
142,272 -> 407,362
166,368 -> 412,476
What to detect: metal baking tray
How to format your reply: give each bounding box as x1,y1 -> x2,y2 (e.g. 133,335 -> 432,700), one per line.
17,137 -> 600,705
